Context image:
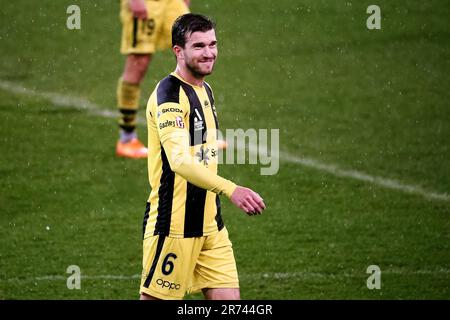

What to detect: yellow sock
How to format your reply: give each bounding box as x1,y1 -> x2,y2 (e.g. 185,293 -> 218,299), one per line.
117,78 -> 141,132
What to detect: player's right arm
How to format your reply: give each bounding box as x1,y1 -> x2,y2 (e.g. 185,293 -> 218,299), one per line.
156,103 -> 265,215
128,0 -> 147,19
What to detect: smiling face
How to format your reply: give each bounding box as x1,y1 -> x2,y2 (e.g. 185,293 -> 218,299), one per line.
175,29 -> 218,79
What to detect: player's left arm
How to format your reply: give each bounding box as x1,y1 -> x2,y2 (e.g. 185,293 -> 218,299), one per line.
183,0 -> 191,7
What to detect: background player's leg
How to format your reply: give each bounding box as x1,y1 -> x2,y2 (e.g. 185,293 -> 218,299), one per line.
202,288 -> 240,300
116,53 -> 152,158
122,53 -> 152,84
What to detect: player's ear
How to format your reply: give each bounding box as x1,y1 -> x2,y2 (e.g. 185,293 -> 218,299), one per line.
173,45 -> 184,60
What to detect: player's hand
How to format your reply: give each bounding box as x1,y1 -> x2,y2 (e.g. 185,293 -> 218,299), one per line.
230,186 -> 265,216
129,0 -> 147,20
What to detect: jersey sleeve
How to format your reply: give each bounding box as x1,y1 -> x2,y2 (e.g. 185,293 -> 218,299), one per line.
156,102 -> 236,198
156,101 -> 188,144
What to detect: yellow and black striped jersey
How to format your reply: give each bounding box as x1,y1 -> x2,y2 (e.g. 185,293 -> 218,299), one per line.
144,72 -> 236,238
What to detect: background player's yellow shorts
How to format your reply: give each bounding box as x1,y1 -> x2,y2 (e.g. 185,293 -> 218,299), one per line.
120,0 -> 189,55
140,227 -> 239,300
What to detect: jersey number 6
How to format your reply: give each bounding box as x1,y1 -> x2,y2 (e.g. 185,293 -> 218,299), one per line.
161,253 -> 177,275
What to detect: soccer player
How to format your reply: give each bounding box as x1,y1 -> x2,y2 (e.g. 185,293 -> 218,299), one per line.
116,0 -> 190,158
140,13 -> 266,300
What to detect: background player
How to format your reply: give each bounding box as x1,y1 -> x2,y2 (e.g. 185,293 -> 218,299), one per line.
116,0 -> 190,158
140,13 -> 265,300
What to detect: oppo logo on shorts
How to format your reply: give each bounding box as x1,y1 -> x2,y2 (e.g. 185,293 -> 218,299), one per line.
156,278 -> 181,290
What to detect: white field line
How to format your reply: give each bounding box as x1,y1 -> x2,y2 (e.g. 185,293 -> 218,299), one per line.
0,80 -> 448,203
2,268 -> 450,283
246,144 -> 449,202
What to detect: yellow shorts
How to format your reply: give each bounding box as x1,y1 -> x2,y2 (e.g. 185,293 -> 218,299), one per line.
140,227 -> 239,300
120,0 -> 189,55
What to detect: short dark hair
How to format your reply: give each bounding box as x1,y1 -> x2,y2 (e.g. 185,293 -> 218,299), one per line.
172,13 -> 216,48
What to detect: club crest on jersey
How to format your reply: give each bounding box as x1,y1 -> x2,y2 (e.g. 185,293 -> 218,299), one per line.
162,107 -> 183,114
175,116 -> 185,129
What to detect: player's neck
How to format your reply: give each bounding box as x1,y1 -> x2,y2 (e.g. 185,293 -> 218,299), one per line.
174,66 -> 204,88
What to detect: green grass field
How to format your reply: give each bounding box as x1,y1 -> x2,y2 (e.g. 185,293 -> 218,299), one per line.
1,0 -> 449,299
